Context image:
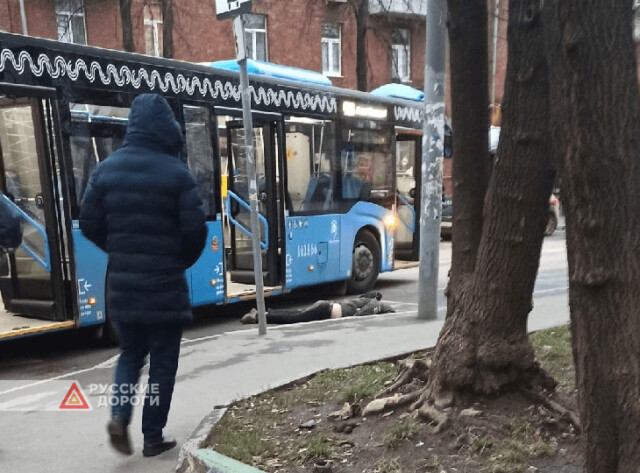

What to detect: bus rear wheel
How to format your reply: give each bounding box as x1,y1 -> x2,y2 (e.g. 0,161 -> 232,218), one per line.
346,230 -> 380,295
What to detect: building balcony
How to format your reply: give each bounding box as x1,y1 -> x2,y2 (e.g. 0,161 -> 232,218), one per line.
369,0 -> 426,18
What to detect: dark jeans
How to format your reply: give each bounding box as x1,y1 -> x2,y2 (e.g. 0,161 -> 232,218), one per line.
266,301 -> 333,324
112,323 -> 183,442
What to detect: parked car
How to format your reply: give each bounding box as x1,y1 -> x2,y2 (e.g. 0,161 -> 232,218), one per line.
545,194 -> 560,236
442,194 -> 559,239
441,195 -> 452,239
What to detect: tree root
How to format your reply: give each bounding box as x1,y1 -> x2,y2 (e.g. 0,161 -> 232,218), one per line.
520,388 -> 581,433
363,391 -> 420,416
378,358 -> 430,398
417,404 -> 449,433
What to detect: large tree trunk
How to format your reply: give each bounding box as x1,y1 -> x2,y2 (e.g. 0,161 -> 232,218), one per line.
544,0 -> 640,470
426,0 -> 555,397
119,0 -> 134,52
162,0 -> 173,59
445,0 -> 491,316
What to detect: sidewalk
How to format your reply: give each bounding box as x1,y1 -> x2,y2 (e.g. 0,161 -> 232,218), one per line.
0,292 -> 569,473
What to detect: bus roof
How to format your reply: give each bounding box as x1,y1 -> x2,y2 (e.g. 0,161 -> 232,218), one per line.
0,31 -> 423,128
370,83 -> 424,102
207,59 -> 333,87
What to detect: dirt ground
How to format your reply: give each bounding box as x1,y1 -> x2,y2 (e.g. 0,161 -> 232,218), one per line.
263,387 -> 579,472
211,343 -> 582,473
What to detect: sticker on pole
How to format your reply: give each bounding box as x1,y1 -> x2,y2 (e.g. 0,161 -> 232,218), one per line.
59,382 -> 91,410
215,0 -> 252,20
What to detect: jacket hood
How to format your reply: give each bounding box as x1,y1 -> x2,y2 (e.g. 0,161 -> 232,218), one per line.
124,94 -> 183,154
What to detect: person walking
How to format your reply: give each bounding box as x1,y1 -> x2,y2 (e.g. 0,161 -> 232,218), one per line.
79,94 -> 207,457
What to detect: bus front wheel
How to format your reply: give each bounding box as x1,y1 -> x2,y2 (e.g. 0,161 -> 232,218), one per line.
346,230 -> 380,295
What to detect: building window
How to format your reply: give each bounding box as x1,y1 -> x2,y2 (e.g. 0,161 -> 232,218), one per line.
55,0 -> 87,45
321,23 -> 341,77
244,14 -> 267,61
392,28 -> 410,82
144,4 -> 163,57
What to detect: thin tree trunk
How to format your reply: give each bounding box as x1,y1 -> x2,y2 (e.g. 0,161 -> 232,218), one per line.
162,0 -> 173,59
544,0 -> 640,470
355,0 -> 368,91
445,0 -> 491,316
119,0 -> 134,52
427,0 -> 555,396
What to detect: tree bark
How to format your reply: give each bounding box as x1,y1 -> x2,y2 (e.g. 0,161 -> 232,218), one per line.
162,0 -> 174,59
427,0 -> 555,396
445,0 -> 491,316
119,0 -> 134,52
544,0 -> 640,470
354,0 -> 369,91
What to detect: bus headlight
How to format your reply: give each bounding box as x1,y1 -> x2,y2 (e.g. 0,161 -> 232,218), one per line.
383,213 -> 398,230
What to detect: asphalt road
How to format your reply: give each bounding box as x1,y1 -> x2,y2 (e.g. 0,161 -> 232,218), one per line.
0,231 -> 568,381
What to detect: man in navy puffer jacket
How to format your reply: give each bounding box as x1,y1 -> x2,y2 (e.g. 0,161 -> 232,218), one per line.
80,94 -> 206,457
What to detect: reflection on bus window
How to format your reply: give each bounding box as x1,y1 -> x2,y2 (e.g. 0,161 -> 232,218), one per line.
68,103 -> 129,209
183,105 -> 216,219
396,140 -> 415,197
339,119 -> 394,204
0,103 -> 42,221
0,99 -> 47,262
216,116 -> 229,196
285,117 -> 336,214
224,120 -> 269,248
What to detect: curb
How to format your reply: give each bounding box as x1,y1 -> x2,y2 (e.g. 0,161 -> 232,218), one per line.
175,374 -> 319,473
173,313 -> 570,473
176,407 -> 231,473
191,450 -> 267,473
174,349 -> 431,473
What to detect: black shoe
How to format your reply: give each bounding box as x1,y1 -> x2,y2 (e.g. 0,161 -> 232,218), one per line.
142,434 -> 177,457
107,417 -> 133,455
360,291 -> 382,300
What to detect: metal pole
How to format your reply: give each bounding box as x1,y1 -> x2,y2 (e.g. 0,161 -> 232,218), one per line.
234,15 -> 267,335
418,0 -> 447,319
490,0 -> 500,108
18,0 -> 28,35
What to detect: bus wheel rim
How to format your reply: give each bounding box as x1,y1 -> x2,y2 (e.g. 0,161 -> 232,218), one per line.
353,245 -> 373,280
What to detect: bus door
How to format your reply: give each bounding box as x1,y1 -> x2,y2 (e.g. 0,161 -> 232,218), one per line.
0,94 -> 71,323
225,119 -> 282,290
394,133 -> 421,261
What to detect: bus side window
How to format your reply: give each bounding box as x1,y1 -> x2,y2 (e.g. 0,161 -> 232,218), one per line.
285,118 -> 337,214
285,130 -> 311,211
68,103 -> 129,214
339,122 -> 394,204
183,105 -> 217,220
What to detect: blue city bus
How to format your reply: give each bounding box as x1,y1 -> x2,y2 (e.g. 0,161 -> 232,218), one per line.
0,32 -> 423,342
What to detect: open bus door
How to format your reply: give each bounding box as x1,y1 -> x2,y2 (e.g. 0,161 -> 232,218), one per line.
224,119 -> 283,295
0,91 -> 75,338
394,132 -> 421,262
